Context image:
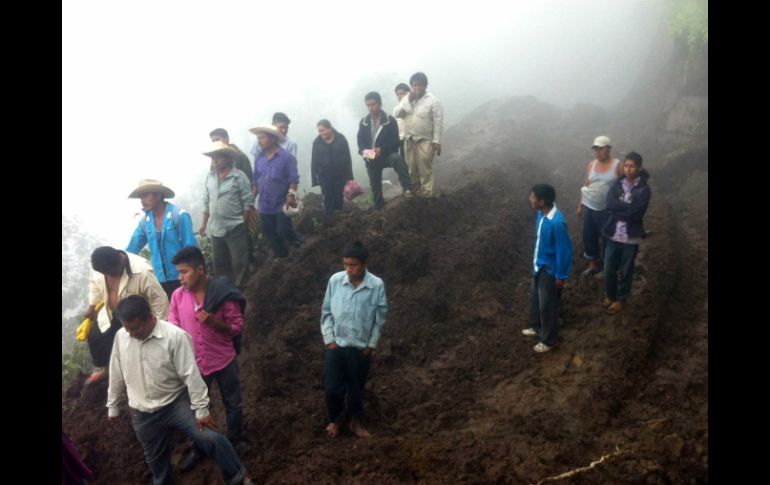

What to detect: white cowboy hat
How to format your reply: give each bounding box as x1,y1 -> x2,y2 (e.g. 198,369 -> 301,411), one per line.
202,140 -> 240,158
249,124 -> 287,143
128,179 -> 175,199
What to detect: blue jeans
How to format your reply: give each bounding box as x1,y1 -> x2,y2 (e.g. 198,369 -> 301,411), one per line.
529,269 -> 562,346
581,205 -> 609,261
130,393 -> 246,485
260,212 -> 303,258
323,346 -> 371,422
366,152 -> 412,209
604,239 -> 639,301
200,358 -> 247,445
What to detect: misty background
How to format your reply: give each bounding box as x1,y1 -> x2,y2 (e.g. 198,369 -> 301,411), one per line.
62,0 -> 665,349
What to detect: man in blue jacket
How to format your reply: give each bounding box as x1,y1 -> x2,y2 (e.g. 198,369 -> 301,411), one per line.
126,179 -> 198,299
357,91 -> 413,210
522,184 -> 573,353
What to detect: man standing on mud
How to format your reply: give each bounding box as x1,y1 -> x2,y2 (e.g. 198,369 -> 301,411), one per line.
394,72 -> 443,197
522,184 -> 573,353
320,241 -> 387,438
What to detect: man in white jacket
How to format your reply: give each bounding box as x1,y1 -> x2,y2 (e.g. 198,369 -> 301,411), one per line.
394,72 -> 443,197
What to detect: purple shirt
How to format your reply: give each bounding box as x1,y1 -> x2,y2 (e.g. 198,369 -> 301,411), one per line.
168,287 -> 243,376
253,147 -> 300,214
610,177 -> 643,245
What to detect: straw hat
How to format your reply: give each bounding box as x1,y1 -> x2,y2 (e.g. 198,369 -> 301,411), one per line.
203,140 -> 240,158
249,124 -> 286,143
128,179 -> 175,199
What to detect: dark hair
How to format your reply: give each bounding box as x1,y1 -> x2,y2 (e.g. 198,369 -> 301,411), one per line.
317,119 -> 333,130
409,72 -> 428,86
343,240 -> 369,263
272,112 -> 291,125
209,128 -> 229,140
625,151 -> 643,167
171,246 -> 206,270
91,247 -> 131,276
531,184 -> 556,207
116,295 -> 153,322
364,91 -> 382,105
395,83 -> 410,93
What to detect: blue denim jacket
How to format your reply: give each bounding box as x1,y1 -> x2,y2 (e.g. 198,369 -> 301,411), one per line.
321,270 -> 388,349
126,203 -> 198,283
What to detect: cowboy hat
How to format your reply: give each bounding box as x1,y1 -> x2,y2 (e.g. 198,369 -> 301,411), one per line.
249,124 -> 286,143
202,140 -> 240,158
128,179 -> 175,199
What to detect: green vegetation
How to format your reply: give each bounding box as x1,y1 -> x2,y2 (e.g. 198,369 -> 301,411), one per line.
62,342 -> 91,391
667,0 -> 708,47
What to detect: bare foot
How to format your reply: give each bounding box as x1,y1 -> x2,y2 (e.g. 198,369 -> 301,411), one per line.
325,422 -> 340,438
85,370 -> 107,385
349,419 -> 372,438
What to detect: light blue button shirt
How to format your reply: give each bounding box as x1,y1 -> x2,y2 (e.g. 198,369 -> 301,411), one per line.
321,270 -> 387,349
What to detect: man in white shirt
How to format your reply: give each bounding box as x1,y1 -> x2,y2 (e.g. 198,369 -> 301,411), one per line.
107,295 -> 254,485
394,72 -> 443,197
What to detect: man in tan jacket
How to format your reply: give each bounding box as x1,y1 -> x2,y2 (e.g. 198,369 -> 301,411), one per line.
83,246 -> 168,384
394,72 -> 443,197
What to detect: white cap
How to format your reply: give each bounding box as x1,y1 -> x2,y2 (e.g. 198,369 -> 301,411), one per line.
592,135 -> 611,148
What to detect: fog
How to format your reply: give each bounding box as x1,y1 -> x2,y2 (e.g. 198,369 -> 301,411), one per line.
62,0 -> 664,248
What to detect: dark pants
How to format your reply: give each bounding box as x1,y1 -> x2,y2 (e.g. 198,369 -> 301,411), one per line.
529,269 -> 562,347
211,223 -> 250,290
130,393 -> 245,485
318,174 -> 346,215
581,205 -> 609,262
161,280 -> 181,301
366,152 -> 413,209
260,212 -> 303,258
604,239 -> 639,301
200,358 -> 247,446
87,314 -> 122,367
323,346 -> 371,423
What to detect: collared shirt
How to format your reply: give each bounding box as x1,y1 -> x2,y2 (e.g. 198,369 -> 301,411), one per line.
203,168 -> 252,237
107,319 -> 210,419
88,252 -> 169,333
610,177 -> 644,245
253,147 -> 300,214
321,270 -> 387,349
394,91 -> 443,143
168,287 -> 242,376
532,205 -> 574,281
392,104 -> 405,141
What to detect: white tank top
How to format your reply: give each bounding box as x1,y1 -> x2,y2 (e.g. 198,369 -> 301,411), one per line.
580,158 -> 620,210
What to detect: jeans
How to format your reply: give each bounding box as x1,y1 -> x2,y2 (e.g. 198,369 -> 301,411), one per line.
323,346 -> 371,422
201,358 -> 247,445
211,223 -> 250,290
529,269 -> 562,347
318,174 -> 346,215
581,205 -> 609,261
260,212 -> 303,258
604,239 -> 639,301
366,152 -> 412,209
130,393 -> 245,485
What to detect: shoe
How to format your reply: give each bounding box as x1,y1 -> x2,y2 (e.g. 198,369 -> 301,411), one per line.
606,301 -> 626,315
533,342 -> 553,353
601,297 -> 614,308
403,189 -> 413,198
234,441 -> 252,455
178,448 -> 203,472
581,266 -> 600,276
521,328 -> 538,337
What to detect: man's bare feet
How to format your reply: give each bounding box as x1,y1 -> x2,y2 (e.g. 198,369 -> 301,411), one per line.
349,418 -> 372,438
325,422 -> 340,438
85,369 -> 107,385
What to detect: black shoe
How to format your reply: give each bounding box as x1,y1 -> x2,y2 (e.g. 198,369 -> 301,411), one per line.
178,448 -> 203,472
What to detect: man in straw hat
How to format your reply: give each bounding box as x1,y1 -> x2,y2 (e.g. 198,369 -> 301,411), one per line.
201,141 -> 254,291
250,124 -> 303,258
126,179 -> 198,300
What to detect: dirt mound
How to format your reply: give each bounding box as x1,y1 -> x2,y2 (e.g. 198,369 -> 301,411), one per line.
63,147 -> 708,483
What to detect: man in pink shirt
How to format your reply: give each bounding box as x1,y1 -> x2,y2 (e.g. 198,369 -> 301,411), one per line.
167,246 -> 251,472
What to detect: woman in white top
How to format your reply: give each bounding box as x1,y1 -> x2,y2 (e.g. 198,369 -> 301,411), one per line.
576,136 -> 624,275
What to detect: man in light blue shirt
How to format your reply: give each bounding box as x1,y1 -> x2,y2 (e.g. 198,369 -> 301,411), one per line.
522,183 -> 573,353
320,241 -> 387,439
250,112 -> 297,162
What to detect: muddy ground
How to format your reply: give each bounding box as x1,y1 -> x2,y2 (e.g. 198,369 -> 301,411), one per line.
63,136 -> 707,484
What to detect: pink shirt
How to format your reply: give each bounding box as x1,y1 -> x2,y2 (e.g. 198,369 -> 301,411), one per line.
168,288 -> 243,376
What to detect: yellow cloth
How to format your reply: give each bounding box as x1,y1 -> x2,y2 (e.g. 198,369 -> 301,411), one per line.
76,301 -> 105,341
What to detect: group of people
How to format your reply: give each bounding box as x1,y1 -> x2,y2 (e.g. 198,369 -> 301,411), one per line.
72,64 -> 652,481
523,135 -> 652,353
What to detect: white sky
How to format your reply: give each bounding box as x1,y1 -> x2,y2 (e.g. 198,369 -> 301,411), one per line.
63,0 -> 663,246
